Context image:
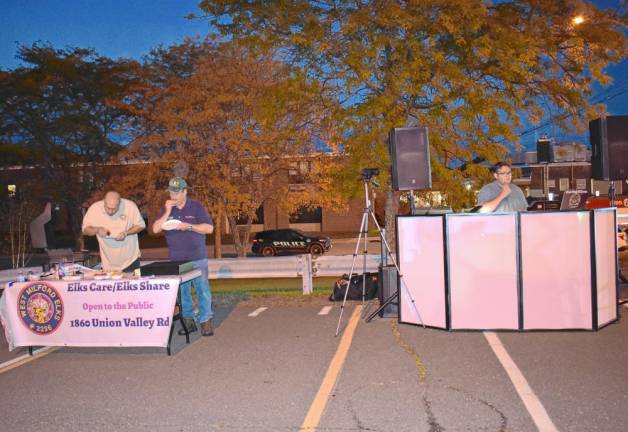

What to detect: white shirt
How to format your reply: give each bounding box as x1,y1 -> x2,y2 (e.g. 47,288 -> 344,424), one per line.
82,198 -> 145,271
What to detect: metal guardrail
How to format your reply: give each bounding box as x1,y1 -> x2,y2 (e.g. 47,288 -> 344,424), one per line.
204,254 -> 381,294
205,254 -> 315,294
313,254 -> 381,276
204,254 -> 380,279
0,255 -> 383,292
207,255 -> 308,279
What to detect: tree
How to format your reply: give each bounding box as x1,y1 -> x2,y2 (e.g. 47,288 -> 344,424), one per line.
122,41 -> 341,257
0,43 -> 140,249
0,179 -> 43,268
198,0 -> 627,245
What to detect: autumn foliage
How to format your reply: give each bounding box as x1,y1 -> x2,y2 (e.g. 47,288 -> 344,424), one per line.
118,41 -> 342,256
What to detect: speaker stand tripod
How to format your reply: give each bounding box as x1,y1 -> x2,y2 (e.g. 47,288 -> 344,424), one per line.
366,189 -> 419,322
335,175 -> 424,336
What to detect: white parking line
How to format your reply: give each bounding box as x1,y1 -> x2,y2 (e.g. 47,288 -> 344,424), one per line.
318,306 -> 332,315
248,307 -> 268,317
484,332 -> 558,432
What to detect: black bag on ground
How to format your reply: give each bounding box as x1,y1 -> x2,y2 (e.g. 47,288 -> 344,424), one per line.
329,272 -> 379,301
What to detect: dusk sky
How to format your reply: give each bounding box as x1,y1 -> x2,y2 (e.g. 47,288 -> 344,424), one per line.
1,0 -> 626,149
0,0 -> 208,69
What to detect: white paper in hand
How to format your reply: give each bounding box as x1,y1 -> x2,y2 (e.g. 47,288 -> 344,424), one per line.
162,219 -> 182,231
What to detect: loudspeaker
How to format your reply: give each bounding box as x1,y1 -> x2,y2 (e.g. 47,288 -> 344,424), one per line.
389,127 -> 432,191
537,138 -> 553,163
378,265 -> 398,318
590,115 -> 628,181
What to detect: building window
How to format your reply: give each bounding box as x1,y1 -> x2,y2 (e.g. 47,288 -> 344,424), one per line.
288,184 -> 307,192
576,179 -> 587,190
299,161 -> 310,174
288,162 -> 298,176
235,206 -> 264,224
519,167 -> 532,179
559,178 -> 570,191
289,206 -> 322,223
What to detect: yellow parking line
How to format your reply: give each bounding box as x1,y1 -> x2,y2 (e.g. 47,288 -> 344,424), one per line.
0,346 -> 59,374
300,305 -> 362,431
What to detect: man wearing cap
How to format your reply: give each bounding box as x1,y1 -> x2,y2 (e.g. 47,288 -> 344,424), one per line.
153,177 -> 215,336
82,191 -> 146,272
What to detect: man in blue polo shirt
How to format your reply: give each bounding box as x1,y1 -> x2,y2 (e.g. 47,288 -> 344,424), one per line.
153,177 -> 215,336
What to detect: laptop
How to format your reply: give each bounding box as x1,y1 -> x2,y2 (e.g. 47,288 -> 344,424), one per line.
140,261 -> 193,276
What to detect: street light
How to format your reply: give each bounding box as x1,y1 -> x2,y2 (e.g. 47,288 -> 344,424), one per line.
572,15 -> 585,26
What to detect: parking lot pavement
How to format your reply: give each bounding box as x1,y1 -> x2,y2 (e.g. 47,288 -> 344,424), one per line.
2,294 -> 628,431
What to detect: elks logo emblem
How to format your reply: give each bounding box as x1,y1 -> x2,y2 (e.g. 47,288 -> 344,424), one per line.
17,282 -> 64,335
568,194 -> 582,208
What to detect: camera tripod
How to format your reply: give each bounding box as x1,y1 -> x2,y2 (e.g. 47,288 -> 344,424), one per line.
335,172 -> 424,336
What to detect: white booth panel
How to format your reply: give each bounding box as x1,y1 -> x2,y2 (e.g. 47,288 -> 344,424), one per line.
594,209 -> 618,327
447,214 -> 519,330
398,216 -> 446,328
521,212 -> 592,329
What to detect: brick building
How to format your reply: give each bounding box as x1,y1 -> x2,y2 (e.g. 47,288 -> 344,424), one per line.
511,139 -> 624,202
0,160 -> 368,240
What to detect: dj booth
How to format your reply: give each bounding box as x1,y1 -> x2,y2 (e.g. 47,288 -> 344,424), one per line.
397,208 -> 618,331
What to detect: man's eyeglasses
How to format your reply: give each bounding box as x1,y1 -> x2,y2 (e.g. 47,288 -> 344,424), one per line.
496,171 -> 512,176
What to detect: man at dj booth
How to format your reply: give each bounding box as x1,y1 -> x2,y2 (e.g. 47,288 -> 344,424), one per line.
477,161 -> 528,213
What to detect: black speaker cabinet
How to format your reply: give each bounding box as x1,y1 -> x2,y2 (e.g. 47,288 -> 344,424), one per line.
378,265 -> 398,318
537,138 -> 553,163
590,115 -> 628,181
389,127 -> 432,191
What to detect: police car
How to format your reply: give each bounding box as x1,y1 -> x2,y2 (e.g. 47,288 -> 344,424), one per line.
251,229 -> 332,257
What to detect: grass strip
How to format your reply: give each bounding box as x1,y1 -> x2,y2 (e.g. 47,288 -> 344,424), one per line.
211,276 -> 338,298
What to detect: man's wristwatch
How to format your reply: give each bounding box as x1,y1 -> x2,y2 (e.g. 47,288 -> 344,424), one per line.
187,225 -> 193,232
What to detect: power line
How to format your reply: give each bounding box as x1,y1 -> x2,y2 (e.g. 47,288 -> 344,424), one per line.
516,72 -> 628,143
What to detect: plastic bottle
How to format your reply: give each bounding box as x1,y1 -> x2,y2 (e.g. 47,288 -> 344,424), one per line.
17,271 -> 26,282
